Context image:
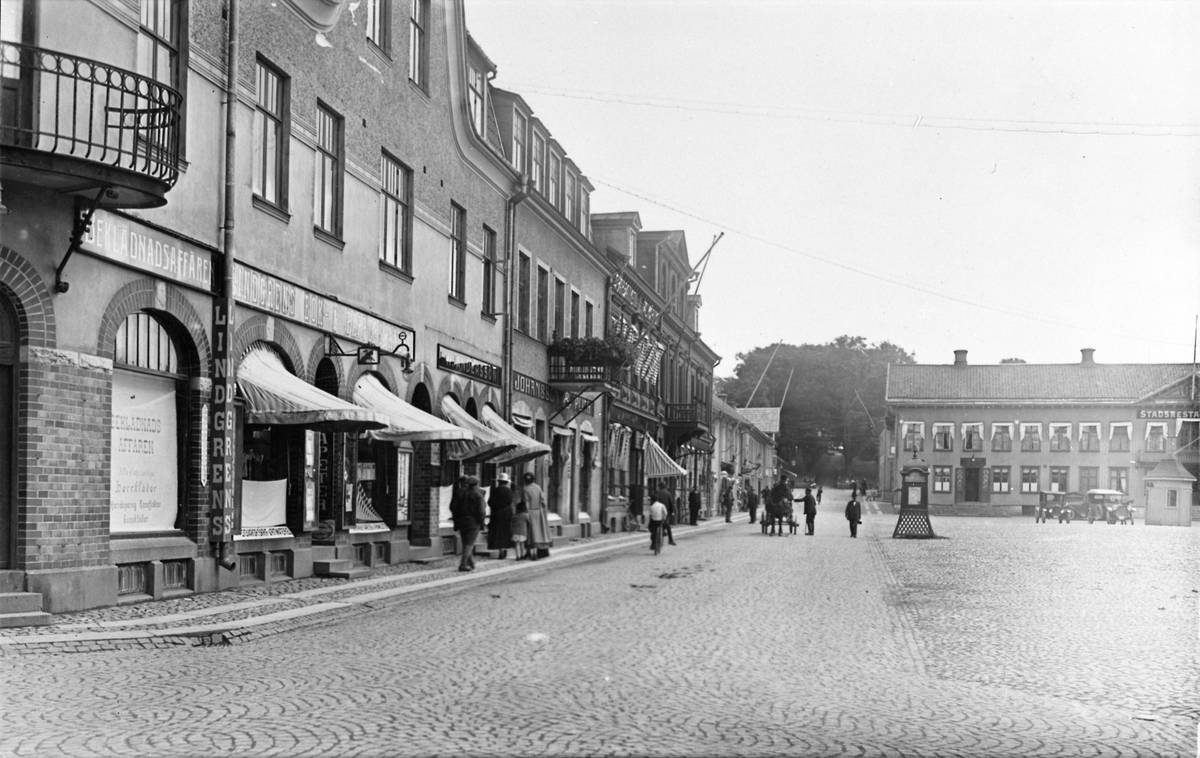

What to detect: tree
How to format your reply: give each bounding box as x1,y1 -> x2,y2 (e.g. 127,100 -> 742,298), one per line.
1000,357 -> 1027,364
718,336 -> 916,477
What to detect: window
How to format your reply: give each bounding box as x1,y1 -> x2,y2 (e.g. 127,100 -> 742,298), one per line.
991,466 -> 1010,494
584,300 -> 594,338
313,103 -> 343,238
579,190 -> 590,238
1049,424 -> 1071,452
570,290 -> 580,338
511,111 -> 526,171
252,59 -> 289,209
1020,466 -> 1039,494
395,448 -> 412,522
1079,466 -> 1099,492
467,64 -> 485,137
531,133 -> 545,191
517,253 -> 531,334
482,226 -> 496,314
903,422 -> 924,452
1110,423 -> 1131,452
1049,466 -> 1069,493
933,423 -> 953,452
1145,423 -> 1167,453
963,423 -> 983,452
380,152 -> 412,272
139,0 -> 184,91
409,0 -> 428,88
1079,423 -> 1100,452
365,0 -> 390,55
564,172 -> 577,224
448,203 -> 466,302
1020,423 -> 1041,452
1108,467 -> 1128,494
991,423 -> 1012,452
536,266 -> 549,342
548,153 -> 561,207
553,278 -> 565,341
932,466 -> 952,493
1167,490 -> 1178,508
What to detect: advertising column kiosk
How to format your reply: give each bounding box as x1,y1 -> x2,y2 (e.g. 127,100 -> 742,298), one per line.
894,460 -> 936,539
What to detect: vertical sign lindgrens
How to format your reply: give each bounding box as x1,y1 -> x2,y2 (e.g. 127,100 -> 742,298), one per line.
210,300 -> 237,540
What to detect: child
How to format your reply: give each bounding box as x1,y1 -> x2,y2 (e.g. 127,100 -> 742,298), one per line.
511,502 -> 530,560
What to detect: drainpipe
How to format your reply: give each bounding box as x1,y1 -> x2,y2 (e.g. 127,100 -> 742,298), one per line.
214,0 -> 239,572
501,174 -> 529,419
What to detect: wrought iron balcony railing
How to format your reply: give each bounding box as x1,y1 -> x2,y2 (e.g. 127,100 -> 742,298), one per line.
1,41 -> 181,190
666,401 -> 710,427
548,358 -> 622,386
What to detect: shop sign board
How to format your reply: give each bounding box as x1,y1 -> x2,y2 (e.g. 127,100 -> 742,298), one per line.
232,262 -> 415,352
437,345 -> 500,386
1138,409 -> 1199,419
79,209 -> 214,291
110,371 -> 179,533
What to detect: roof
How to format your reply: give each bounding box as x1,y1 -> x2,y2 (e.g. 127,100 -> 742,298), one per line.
887,363 -> 1199,404
739,407 -> 781,434
1144,457 -> 1197,482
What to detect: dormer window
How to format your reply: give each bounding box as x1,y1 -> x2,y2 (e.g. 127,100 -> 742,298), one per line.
467,64 -> 485,137
531,133 -> 545,191
511,111 -> 526,172
548,152 -> 560,207
564,172 -> 576,225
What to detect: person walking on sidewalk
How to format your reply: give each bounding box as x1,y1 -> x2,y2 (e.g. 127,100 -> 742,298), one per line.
721,479 -> 734,523
453,475 -> 486,572
688,486 -> 702,525
487,472 -> 515,559
845,496 -> 862,538
521,472 -> 552,560
816,486 -> 823,505
647,496 -> 668,552
802,487 -> 818,536
746,484 -> 760,524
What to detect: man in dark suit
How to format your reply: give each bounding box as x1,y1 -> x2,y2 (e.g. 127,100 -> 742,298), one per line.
802,487 -> 818,536
454,475 -> 487,572
688,487 -> 702,525
746,483 -> 760,524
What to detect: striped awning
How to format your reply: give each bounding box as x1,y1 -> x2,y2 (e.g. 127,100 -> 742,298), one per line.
482,405 -> 552,466
353,374 -> 474,443
645,435 -> 687,479
439,396 -> 518,463
238,347 -> 386,432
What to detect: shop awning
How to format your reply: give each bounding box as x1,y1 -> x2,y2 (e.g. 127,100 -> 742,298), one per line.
439,396 -> 519,463
645,435 -> 688,479
482,405 -> 552,466
238,347 -> 387,432
353,374 -> 474,443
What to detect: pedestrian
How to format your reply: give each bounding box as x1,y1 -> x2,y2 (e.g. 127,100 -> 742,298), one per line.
654,484 -> 677,545
510,502 -> 530,559
486,472 -> 514,560
647,495 -> 668,551
845,496 -> 862,538
851,481 -> 858,500
861,478 -> 868,496
816,486 -> 823,505
722,479 -> 734,523
688,486 -> 702,525
802,486 -> 818,536
520,471 -> 552,560
453,475 -> 486,572
746,484 -> 760,524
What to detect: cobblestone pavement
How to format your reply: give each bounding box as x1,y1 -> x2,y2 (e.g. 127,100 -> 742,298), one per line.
2,504 -> 1196,758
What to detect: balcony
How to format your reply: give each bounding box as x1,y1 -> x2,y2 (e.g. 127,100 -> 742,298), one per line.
548,357 -> 622,394
1,42 -> 181,209
665,400 -> 711,443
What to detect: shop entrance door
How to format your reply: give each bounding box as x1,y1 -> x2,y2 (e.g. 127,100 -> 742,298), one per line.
964,468 -> 982,502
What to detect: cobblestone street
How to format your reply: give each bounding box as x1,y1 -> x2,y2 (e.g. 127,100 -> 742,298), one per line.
2,504 -> 1197,758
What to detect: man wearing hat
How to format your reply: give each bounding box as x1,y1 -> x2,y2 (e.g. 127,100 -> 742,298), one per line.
455,475 -> 487,572
487,472 -> 515,560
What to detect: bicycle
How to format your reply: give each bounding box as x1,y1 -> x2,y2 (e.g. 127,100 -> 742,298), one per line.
650,521 -> 663,556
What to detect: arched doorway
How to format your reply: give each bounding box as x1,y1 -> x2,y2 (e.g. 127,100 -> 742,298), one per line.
0,296 -> 15,569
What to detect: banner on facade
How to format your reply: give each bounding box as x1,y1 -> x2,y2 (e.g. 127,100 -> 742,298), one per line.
110,371 -> 178,533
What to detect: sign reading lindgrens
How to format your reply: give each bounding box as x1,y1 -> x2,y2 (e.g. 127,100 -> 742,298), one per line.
110,371 -> 179,533
80,209 -> 214,291
232,263 -> 414,351
437,345 -> 500,386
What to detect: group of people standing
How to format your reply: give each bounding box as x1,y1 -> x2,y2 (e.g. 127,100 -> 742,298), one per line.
750,475 -> 863,538
449,471 -> 554,572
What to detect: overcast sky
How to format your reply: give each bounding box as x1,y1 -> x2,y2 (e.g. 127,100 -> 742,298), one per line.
465,0 -> 1200,371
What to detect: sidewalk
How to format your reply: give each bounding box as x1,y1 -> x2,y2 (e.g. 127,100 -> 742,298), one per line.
0,515 -> 744,655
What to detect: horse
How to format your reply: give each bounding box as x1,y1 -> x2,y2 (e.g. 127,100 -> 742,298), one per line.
764,495 -> 794,536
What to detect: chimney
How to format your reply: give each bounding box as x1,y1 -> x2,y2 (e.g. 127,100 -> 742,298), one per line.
953,349 -> 968,366
1081,348 -> 1096,365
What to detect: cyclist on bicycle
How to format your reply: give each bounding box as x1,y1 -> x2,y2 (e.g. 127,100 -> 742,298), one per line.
647,497 -> 668,552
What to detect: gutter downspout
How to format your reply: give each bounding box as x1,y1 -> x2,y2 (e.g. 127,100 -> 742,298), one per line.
501,174 -> 529,420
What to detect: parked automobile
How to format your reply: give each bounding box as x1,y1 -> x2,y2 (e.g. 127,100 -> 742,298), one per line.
1036,491 -> 1088,523
1085,489 -> 1135,525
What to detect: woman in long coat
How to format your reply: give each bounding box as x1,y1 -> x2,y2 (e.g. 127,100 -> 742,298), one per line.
520,471 -> 552,560
487,473 -> 515,558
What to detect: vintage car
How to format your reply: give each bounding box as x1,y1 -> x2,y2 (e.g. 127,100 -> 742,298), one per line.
1085,489 -> 1136,525
1036,491 -> 1088,523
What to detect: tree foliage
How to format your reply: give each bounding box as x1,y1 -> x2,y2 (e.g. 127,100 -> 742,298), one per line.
719,336 -> 916,475
1000,357 -> 1027,364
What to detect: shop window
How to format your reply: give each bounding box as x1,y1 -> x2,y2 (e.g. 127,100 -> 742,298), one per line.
1020,466 -> 1039,493
111,312 -> 185,535
1049,466 -> 1069,492
991,466 -> 1010,493
932,466 -> 951,493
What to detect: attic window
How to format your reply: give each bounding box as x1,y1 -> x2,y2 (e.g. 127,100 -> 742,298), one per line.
467,64 -> 485,137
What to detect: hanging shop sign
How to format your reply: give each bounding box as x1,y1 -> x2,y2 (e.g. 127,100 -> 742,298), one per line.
232,262 -> 415,352
110,371 -> 179,533
79,209 -> 214,291
437,345 -> 501,386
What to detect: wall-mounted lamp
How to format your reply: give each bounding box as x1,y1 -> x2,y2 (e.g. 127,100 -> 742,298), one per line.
327,331 -> 414,375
